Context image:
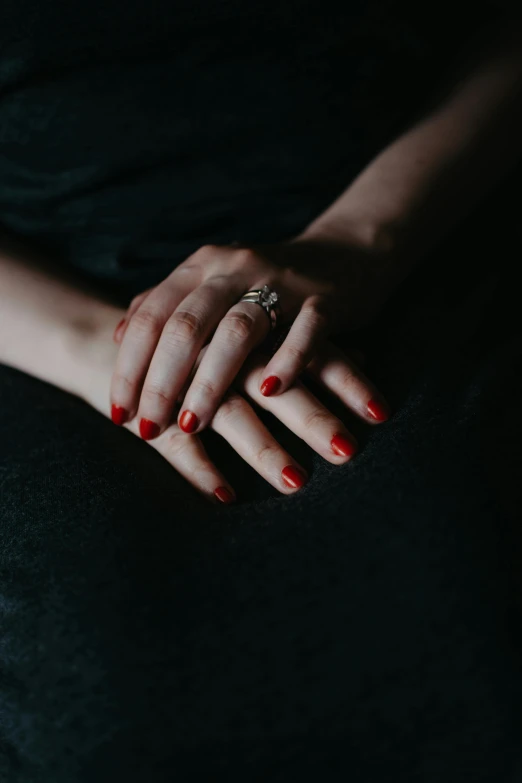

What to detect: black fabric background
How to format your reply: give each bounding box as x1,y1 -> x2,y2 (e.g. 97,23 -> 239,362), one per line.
1,1 -> 522,780
0,0 -> 515,296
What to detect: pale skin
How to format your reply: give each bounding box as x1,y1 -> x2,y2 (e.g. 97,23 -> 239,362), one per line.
1,15 -> 521,502
111,17 -> 522,440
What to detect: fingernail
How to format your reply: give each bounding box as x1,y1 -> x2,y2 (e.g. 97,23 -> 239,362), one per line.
331,432 -> 357,458
111,404 -> 128,426
281,465 -> 307,489
260,375 -> 281,397
179,410 -> 199,433
214,486 -> 235,504
113,319 -> 125,342
139,418 -> 161,440
367,398 -> 390,422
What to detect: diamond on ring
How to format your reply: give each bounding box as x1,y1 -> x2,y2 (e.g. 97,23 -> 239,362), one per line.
239,284 -> 280,330
259,285 -> 278,307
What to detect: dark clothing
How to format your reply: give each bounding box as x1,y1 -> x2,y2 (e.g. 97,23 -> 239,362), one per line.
0,0 -> 506,296
1,1 -> 522,781
0,0 -> 372,291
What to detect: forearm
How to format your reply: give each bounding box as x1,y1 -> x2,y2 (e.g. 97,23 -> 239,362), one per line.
302,16 -> 522,269
0,248 -> 122,403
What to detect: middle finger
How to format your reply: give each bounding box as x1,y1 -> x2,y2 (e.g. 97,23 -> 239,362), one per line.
136,277 -> 245,438
176,299 -> 271,434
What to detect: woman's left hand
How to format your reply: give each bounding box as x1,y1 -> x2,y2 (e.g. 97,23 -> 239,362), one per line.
110,234 -> 394,439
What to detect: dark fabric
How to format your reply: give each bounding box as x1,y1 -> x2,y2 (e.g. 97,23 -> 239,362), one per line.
1,188 -> 522,781
0,0 -> 368,290
0,0 -> 512,296
1,1 -> 522,780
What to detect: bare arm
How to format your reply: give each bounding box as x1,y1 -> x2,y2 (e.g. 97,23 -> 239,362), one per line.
0,247 -> 388,499
300,15 -> 522,287
0,247 -> 121,407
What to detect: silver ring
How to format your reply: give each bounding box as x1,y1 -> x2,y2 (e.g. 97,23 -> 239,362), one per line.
239,284 -> 279,330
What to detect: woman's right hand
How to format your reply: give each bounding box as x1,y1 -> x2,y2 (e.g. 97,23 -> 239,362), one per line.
80,312 -> 386,503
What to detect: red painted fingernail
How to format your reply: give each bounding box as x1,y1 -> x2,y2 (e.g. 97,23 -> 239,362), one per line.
331,433 -> 357,458
139,418 -> 161,440
113,319 -> 126,342
179,410 -> 199,433
367,398 -> 390,422
260,375 -> 281,397
281,465 -> 307,489
111,404 -> 128,426
214,486 -> 235,504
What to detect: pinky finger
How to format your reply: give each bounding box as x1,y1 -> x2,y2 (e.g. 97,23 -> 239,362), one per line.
307,341 -> 390,424
113,287 -> 154,344
258,295 -> 330,397
160,429 -> 236,504
125,417 -> 236,504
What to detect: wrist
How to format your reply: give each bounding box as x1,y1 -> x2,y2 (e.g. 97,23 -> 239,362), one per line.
63,301 -> 123,413
296,210 -> 403,260
287,212 -> 417,330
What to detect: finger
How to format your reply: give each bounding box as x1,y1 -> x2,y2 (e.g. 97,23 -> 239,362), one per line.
123,416 -> 236,504
113,288 -> 153,344
177,300 -> 270,434
258,295 -> 330,397
137,278 -> 246,439
113,317 -> 126,344
307,341 -> 390,424
210,391 -> 308,493
239,354 -> 358,463
110,279 -> 193,425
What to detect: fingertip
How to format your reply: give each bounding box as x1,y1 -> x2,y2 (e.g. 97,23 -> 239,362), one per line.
139,418 -> 161,440
281,464 -> 307,489
260,375 -> 281,397
179,410 -> 199,433
111,404 -> 128,426
331,432 -> 358,458
367,398 -> 390,423
214,486 -> 236,504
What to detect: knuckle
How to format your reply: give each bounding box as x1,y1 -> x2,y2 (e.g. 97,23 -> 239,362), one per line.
339,364 -> 359,389
166,429 -> 188,456
303,407 -> 337,432
165,310 -> 206,345
112,372 -> 135,395
196,243 -> 219,260
141,384 -> 172,408
254,442 -> 279,465
284,342 -> 308,367
234,247 -> 258,268
222,310 -> 257,342
309,292 -> 332,311
191,376 -> 217,399
131,307 -> 163,335
213,393 -> 248,426
205,273 -> 231,290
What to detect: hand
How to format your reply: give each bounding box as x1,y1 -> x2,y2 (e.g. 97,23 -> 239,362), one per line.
80,312 -> 386,503
110,234 -> 393,440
